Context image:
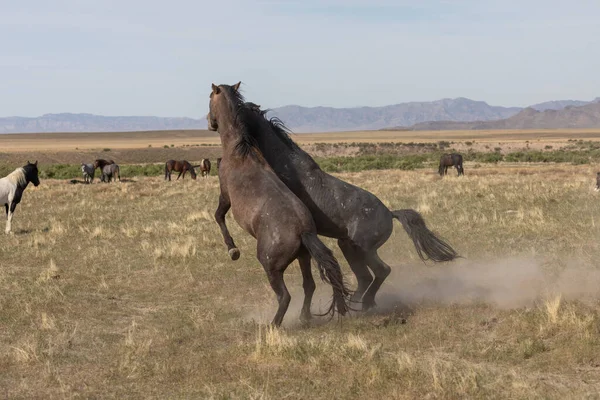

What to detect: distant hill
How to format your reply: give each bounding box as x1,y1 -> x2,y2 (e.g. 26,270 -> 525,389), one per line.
1,97 -> 599,134
269,98 -> 521,132
405,102 -> 600,131
529,98 -> 600,111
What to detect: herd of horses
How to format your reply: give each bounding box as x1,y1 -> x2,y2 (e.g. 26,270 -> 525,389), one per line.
80,159 -> 121,183
79,158 -> 212,183
0,83 -> 477,327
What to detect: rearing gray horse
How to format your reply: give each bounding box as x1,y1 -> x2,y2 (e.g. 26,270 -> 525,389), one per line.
234,101 -> 459,310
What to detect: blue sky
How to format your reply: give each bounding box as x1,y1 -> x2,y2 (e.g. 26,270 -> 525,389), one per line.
1,0 -> 599,117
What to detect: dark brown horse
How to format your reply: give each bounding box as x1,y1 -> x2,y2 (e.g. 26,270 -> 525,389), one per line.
439,153 -> 464,176
94,159 -> 115,171
199,159 -> 211,178
165,160 -> 197,181
235,101 -> 458,311
208,82 -> 350,326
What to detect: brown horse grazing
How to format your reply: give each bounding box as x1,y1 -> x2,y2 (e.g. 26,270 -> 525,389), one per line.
165,160 -> 197,181
208,82 -> 351,326
94,159 -> 115,171
199,159 -> 211,178
439,153 -> 464,176
239,102 -> 459,311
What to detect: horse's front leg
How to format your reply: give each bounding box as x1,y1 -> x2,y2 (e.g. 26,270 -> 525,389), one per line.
214,194 -> 240,260
5,202 -> 16,234
176,171 -> 183,180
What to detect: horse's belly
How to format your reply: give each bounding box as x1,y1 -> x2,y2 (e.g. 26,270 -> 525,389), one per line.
0,187 -> 10,204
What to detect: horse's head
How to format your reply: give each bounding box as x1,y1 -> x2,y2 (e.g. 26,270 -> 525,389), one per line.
189,167 -> 197,180
25,160 -> 40,187
208,82 -> 241,131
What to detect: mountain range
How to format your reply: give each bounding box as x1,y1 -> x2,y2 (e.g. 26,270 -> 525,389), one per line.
1,98 -> 599,134
405,101 -> 600,131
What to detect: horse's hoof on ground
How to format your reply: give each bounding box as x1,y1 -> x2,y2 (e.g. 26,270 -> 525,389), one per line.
362,301 -> 377,312
228,248 -> 240,260
299,313 -> 312,325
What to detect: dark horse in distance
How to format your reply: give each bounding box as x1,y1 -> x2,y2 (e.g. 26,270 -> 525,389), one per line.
439,153 -> 464,176
94,159 -> 115,171
100,163 -> 121,182
165,160 -> 197,181
234,98 -> 458,311
208,82 -> 350,326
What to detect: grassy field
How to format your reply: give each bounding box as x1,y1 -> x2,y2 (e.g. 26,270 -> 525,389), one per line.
1,163 -> 600,398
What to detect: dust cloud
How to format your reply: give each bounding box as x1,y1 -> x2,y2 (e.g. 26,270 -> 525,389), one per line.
377,257 -> 600,310
245,256 -> 600,326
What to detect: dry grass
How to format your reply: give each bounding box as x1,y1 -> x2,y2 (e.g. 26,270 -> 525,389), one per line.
1,164 -> 600,398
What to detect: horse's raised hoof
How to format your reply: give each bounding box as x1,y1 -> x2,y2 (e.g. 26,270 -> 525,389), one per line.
228,248 -> 240,260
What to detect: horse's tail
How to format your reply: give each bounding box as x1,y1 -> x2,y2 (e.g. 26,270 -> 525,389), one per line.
300,232 -> 351,317
392,209 -> 458,262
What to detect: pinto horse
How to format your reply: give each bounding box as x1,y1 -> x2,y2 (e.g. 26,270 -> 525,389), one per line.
164,160 -> 197,181
208,82 -> 350,326
439,153 -> 464,176
199,159 -> 211,178
0,161 -> 40,234
81,163 -> 95,183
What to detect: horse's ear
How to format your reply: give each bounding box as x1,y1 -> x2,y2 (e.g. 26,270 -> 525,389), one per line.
34,160 -> 38,166
211,84 -> 220,95
232,81 -> 241,92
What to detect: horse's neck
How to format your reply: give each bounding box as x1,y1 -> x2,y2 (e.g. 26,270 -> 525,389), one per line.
253,127 -> 312,171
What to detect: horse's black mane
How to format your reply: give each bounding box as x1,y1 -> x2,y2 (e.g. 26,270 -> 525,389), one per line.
220,86 -> 262,160
241,102 -> 298,151
220,85 -> 298,158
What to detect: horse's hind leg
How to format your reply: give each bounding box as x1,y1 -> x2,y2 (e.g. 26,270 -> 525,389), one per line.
338,238 -> 372,307
264,267 -> 291,327
297,250 -> 316,323
362,251 -> 391,310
